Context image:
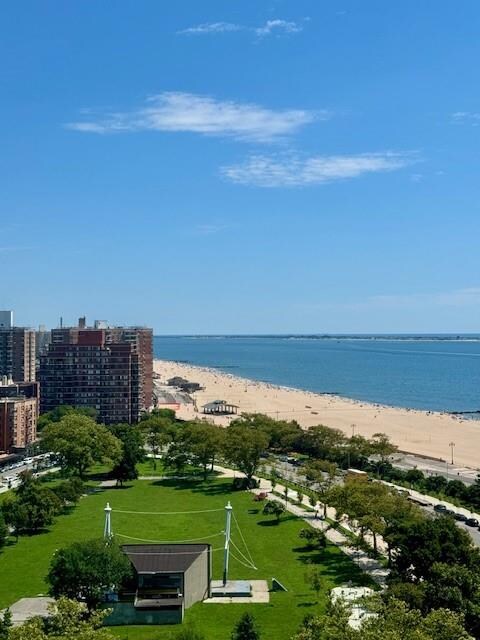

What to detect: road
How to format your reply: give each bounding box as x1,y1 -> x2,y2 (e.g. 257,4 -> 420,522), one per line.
392,453 -> 479,486
0,458 -> 57,493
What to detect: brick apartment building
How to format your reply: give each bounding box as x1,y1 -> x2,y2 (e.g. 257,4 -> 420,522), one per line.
39,321 -> 153,424
0,378 -> 39,453
0,311 -> 36,382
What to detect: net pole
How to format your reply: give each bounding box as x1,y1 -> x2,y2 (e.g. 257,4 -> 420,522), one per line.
222,501 -> 233,586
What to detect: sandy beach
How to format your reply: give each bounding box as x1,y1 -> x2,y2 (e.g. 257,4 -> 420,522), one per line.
153,359 -> 480,471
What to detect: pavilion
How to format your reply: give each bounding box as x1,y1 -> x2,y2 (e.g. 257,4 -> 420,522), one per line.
202,400 -> 239,416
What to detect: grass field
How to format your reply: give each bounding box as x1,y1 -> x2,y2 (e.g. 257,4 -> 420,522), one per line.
0,475 -> 372,640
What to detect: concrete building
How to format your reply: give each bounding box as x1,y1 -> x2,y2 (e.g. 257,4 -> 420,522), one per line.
35,325 -> 51,358
105,544 -> 211,626
0,311 -> 13,330
0,311 -> 36,382
0,377 -> 39,453
39,319 -> 153,424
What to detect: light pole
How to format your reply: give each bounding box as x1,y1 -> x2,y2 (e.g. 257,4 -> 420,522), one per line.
449,442 -> 455,466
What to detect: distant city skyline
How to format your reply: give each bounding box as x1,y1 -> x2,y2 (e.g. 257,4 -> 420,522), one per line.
2,2 -> 480,333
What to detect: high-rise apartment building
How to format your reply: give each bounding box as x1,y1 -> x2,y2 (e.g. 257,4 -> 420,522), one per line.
0,377 -> 39,453
0,311 -> 36,382
39,320 -> 153,424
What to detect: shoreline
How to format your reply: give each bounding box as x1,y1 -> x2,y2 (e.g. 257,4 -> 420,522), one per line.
153,359 -> 480,471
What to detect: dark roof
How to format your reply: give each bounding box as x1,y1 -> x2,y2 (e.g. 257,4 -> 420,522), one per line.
203,400 -> 239,408
122,544 -> 210,574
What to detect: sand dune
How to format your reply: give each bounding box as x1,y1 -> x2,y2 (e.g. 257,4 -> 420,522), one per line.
154,359 -> 480,471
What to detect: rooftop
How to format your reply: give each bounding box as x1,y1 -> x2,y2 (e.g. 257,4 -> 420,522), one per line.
122,544 -> 210,574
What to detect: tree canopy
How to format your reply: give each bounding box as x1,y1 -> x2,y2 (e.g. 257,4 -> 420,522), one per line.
41,415 -> 122,477
47,538 -> 132,610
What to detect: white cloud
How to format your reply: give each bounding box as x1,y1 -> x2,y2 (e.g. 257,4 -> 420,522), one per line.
255,20 -> 303,37
66,92 -> 318,142
451,112 -> 480,126
177,19 -> 304,37
221,152 -> 413,187
178,22 -> 242,35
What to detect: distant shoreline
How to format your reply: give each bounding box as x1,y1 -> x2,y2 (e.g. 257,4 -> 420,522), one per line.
154,334 -> 480,342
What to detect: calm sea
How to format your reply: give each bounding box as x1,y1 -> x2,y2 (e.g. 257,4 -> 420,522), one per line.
153,336 -> 480,414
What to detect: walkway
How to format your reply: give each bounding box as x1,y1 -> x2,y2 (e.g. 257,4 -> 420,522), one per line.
264,480 -> 389,587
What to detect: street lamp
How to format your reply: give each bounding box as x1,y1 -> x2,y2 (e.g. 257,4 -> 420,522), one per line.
449,442 -> 455,466
351,423 -> 356,437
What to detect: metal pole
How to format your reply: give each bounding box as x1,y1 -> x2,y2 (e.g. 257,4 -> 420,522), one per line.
222,501 -> 233,586
449,442 -> 455,466
104,502 -> 112,539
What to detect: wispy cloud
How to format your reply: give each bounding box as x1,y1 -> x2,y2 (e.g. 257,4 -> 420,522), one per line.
221,152 -> 414,187
178,22 -> 242,35
66,92 -> 318,143
178,19 -> 305,37
451,112 -> 480,126
254,20 -> 303,37
194,223 -> 230,236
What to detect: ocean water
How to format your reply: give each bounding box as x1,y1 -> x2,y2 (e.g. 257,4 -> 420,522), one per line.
153,336 -> 480,414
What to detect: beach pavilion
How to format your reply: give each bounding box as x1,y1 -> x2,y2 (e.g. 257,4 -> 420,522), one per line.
202,400 -> 239,416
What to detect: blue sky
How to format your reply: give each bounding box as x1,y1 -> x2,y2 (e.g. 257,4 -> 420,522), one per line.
2,1 -> 480,334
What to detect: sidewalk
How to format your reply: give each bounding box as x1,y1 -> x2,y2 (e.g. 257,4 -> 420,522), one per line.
265,480 -> 389,587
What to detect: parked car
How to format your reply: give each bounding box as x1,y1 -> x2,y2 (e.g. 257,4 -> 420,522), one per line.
465,518 -> 479,527
454,512 -> 468,522
434,504 -> 447,512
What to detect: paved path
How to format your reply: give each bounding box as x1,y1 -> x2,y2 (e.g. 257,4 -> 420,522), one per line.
261,480 -> 389,587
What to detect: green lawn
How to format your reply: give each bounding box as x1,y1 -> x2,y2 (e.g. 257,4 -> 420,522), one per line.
0,476 -> 372,640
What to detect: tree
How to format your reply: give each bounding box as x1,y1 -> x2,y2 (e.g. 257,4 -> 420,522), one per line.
41,415 -> 122,478
109,424 -> 144,486
225,424 -> 268,483
292,600 -> 354,640
141,408 -> 176,422
301,425 -> 346,460
304,567 -> 323,601
299,528 -> 327,550
47,538 -> 132,610
231,413 -> 301,452
424,474 -> 448,494
2,471 -> 61,535
304,460 -> 337,516
52,477 -> 85,506
141,416 -> 175,470
0,510 -> 8,548
183,421 -> 225,480
231,612 -> 260,640
0,609 -> 12,640
405,469 -> 425,486
391,516 -> 480,583
37,405 -> 98,432
262,500 -> 285,523
292,597 -> 473,640
8,598 -> 115,640
370,433 -> 398,469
